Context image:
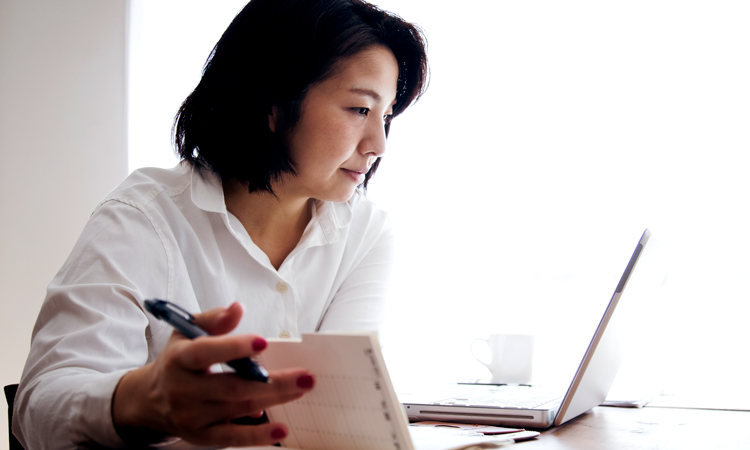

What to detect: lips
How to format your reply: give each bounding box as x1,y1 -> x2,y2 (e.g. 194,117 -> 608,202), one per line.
341,168 -> 367,183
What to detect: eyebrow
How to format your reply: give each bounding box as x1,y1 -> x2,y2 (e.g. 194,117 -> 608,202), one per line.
349,87 -> 382,102
348,87 -> 397,106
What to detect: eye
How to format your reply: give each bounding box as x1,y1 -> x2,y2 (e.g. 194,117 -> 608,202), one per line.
355,107 -> 370,116
383,113 -> 393,123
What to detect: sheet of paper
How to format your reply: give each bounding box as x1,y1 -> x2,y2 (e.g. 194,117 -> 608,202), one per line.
408,427 -> 514,450
602,383 -> 663,408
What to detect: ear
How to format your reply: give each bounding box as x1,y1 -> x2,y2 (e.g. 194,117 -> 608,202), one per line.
268,105 -> 280,133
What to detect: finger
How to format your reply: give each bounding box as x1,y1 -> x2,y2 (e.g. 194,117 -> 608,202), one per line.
192,302 -> 245,336
189,391 -> 303,425
181,368 -> 314,403
177,333 -> 267,372
193,422 -> 289,448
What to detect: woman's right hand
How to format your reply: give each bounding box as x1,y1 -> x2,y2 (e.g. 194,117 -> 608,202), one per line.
112,302 -> 314,447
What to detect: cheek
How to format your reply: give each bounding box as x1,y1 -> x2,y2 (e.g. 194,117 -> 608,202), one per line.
310,123 -> 357,160
315,114 -> 352,145
288,110 -> 358,172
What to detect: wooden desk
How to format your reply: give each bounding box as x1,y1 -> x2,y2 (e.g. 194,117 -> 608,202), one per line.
518,406 -> 749,449
250,406 -> 749,450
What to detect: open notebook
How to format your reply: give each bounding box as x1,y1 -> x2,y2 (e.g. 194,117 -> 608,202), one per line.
258,333 -> 518,450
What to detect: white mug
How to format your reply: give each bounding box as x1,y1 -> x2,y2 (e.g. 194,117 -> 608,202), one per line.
471,334 -> 535,384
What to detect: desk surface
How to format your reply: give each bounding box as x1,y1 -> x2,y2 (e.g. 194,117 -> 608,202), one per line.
519,405 -> 749,449
248,405 -> 750,450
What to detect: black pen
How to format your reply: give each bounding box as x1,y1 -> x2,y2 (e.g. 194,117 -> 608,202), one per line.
144,299 -> 270,383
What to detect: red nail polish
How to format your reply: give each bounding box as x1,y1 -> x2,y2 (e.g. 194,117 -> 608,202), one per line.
252,337 -> 267,352
296,374 -> 314,389
271,428 -> 287,440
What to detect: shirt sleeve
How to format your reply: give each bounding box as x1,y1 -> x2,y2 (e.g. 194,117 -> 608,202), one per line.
13,199 -> 171,450
316,215 -> 395,333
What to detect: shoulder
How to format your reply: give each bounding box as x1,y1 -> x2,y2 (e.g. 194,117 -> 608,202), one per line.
78,163 -> 205,262
97,163 -> 193,211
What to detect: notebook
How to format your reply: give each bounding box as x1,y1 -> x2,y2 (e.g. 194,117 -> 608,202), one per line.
257,333 -> 517,450
399,229 -> 651,429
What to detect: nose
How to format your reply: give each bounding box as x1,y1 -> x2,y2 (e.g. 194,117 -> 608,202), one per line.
359,116 -> 388,157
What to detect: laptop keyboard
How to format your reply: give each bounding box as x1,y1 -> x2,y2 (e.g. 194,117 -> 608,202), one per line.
433,386 -> 563,409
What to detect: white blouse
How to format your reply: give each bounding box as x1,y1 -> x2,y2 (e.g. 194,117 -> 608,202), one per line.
13,163 -> 394,450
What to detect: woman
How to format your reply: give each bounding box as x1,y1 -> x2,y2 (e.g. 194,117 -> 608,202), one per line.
12,0 -> 428,448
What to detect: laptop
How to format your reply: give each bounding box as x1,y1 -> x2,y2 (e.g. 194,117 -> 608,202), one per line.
399,229 -> 651,429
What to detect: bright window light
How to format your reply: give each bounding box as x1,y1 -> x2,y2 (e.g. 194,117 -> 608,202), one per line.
129,1 -> 750,402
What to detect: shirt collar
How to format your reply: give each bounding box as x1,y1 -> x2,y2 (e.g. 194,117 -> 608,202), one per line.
190,166 -> 227,215
311,196 -> 354,244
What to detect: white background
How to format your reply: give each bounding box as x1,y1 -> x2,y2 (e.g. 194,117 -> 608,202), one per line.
129,1 -> 750,399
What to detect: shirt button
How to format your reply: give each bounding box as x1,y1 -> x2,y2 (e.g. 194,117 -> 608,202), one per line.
279,331 -> 291,338
276,282 -> 288,293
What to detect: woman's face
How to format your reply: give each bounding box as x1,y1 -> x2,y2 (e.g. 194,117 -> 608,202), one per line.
275,45 -> 399,203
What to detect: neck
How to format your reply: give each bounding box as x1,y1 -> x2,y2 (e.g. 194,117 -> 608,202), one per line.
223,180 -> 313,270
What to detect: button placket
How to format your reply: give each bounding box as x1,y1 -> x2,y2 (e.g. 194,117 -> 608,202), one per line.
275,279 -> 295,338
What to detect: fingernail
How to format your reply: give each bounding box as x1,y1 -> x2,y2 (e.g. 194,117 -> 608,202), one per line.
296,374 -> 314,389
252,337 -> 267,352
271,428 -> 287,440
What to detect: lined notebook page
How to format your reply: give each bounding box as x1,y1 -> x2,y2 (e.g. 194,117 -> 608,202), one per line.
260,333 -> 413,450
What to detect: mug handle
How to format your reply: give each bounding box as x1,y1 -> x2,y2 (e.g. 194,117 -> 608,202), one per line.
470,338 -> 491,368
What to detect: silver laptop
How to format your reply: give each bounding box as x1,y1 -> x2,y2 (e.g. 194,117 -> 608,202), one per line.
400,229 -> 651,429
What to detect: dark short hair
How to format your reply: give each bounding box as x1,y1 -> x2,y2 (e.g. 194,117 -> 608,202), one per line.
173,0 -> 428,194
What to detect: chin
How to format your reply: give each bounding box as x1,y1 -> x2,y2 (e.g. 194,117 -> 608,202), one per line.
322,188 -> 357,203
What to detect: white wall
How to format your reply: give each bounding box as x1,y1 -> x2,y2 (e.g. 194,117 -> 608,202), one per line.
0,1 -> 128,448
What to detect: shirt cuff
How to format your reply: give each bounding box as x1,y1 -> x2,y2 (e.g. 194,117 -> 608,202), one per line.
72,368 -> 131,448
